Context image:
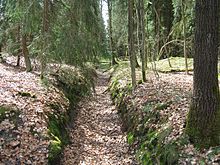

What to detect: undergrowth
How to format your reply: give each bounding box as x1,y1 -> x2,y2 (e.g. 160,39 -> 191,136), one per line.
48,65 -> 96,164
109,69 -> 179,165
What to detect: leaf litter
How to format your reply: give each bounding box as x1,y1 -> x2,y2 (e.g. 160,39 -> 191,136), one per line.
61,71 -> 137,165
124,71 -> 220,164
1,56 -> 220,164
0,57 -> 69,164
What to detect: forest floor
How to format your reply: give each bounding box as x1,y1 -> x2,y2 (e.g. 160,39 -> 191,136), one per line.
0,57 -> 69,164
1,57 -> 220,164
61,70 -> 137,165
109,59 -> 220,164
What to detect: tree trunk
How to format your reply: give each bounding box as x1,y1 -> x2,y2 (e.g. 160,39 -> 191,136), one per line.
41,0 -> 49,79
186,0 -> 220,148
21,34 -> 32,72
100,0 -> 103,15
163,0 -> 173,38
182,0 -> 189,74
16,25 -> 21,66
153,1 -> 161,60
128,0 -> 136,88
107,0 -> 117,65
137,0 -> 146,82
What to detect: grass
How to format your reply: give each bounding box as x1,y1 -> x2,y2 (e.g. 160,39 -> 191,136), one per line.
98,60 -> 111,71
148,57 -> 193,72
110,57 -> 193,88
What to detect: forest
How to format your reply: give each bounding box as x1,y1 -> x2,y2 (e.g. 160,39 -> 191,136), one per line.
0,0 -> 219,164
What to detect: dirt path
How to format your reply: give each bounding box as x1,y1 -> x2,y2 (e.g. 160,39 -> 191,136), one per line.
61,71 -> 137,165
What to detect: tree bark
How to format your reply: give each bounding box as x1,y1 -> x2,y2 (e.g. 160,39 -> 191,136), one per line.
22,34 -> 32,72
137,0 -> 146,82
182,0 -> 189,74
41,0 -> 49,79
153,1 -> 161,60
16,25 -> 21,66
186,0 -> 220,148
128,0 -> 136,88
107,0 -> 117,65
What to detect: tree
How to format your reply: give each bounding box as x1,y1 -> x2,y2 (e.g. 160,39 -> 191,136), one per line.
40,0 -> 49,79
186,0 -> 220,148
19,1 -> 34,72
128,0 -> 136,88
182,0 -> 189,74
137,0 -> 146,82
107,0 -> 117,65
21,33 -> 32,72
112,0 -> 128,58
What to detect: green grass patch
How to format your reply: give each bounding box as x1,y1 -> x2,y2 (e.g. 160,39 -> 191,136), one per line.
149,57 -> 193,73
98,60 -> 111,71
110,61 -> 131,86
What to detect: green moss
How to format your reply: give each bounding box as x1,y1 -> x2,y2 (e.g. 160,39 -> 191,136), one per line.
0,106 -> 8,115
41,77 -> 50,88
109,71 -> 180,164
0,106 -> 20,125
136,127 -> 179,165
17,91 -> 36,98
48,103 -> 60,111
138,80 -> 143,84
48,134 -> 62,163
0,106 -> 9,122
48,114 -> 69,164
155,102 -> 169,110
127,132 -> 134,145
108,60 -> 181,164
17,91 -> 31,97
186,102 -> 220,148
48,65 -> 94,164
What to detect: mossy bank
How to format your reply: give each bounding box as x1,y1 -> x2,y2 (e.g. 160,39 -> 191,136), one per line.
47,65 -> 96,164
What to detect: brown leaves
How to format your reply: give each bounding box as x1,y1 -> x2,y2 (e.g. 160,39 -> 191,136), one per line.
0,57 -> 68,164
124,72 -> 220,164
61,73 -> 137,165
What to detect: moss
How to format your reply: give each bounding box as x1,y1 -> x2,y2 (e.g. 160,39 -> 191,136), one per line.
138,80 -> 143,84
17,91 -> 31,97
0,106 -> 20,125
40,77 -> 51,89
48,103 -> 60,111
186,102 -> 220,148
48,134 -> 62,164
136,127 -> 179,165
127,132 -> 135,145
109,71 -> 180,164
155,102 -> 170,110
0,106 -> 8,117
48,114 -> 69,164
48,65 -> 93,164
17,91 -> 36,98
